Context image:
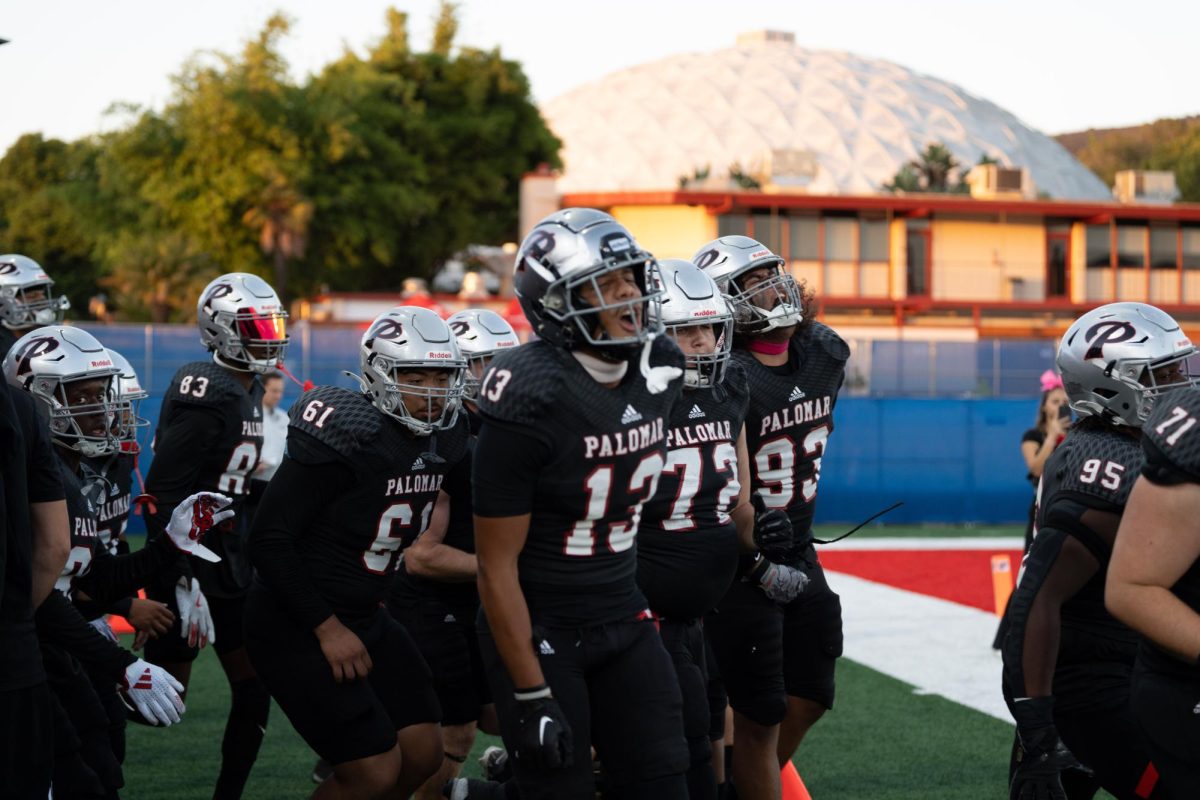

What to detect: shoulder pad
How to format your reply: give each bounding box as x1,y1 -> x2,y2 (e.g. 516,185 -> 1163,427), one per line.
475,342 -> 565,427
168,361 -> 243,407
1050,425 -> 1143,508
799,322 -> 850,363
287,386 -> 382,460
1143,389 -> 1200,483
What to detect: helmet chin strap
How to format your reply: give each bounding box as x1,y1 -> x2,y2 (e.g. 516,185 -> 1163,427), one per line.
639,333 -> 682,395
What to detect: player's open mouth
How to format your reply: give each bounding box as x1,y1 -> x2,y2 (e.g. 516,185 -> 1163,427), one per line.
618,309 -> 639,333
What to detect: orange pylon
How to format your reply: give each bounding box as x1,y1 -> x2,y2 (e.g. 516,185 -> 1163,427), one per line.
782,761 -> 812,800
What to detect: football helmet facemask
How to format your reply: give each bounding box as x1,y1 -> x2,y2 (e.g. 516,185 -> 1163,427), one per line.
107,347 -> 150,452
359,306 -> 468,436
0,254 -> 70,331
1058,302 -> 1200,426
692,235 -> 802,335
197,273 -> 289,374
514,208 -> 665,357
3,327 -> 121,457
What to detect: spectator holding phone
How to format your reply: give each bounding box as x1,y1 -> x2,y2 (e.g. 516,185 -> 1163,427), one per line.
1020,370 -> 1071,549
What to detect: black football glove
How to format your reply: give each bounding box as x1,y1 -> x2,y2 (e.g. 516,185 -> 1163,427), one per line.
751,494 -> 793,562
746,554 -> 809,603
513,686 -> 573,770
1009,697 -> 1091,800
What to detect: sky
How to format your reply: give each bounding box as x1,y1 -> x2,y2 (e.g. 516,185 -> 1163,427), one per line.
2,0 -> 1199,152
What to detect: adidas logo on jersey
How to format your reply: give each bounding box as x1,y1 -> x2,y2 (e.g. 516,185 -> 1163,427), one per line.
443,613 -> 457,623
621,404 -> 643,424
688,404 -> 706,419
538,639 -> 556,656
411,457 -> 425,471
789,386 -> 806,401
253,407 -> 261,418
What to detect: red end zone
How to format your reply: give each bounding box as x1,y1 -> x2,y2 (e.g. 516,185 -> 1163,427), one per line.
820,548 -> 1024,613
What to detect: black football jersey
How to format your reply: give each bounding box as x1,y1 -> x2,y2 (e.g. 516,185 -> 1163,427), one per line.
145,360 -> 264,596
637,363 -> 749,620
82,452 -> 135,557
1138,389 -> 1200,680
284,386 -> 470,622
475,337 -> 685,626
736,322 -> 848,558
1028,419 -> 1142,703
55,455 -> 103,597
0,325 -> 17,359
390,435 -> 479,612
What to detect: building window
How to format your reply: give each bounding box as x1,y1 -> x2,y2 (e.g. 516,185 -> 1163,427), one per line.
752,213 -> 783,255
1116,224 -> 1146,267
1086,225 -> 1111,267
1184,226 -> 1200,269
718,214 -> 748,238
788,217 -> 819,260
860,217 -> 888,262
906,220 -> 929,296
1150,225 -> 1178,269
825,217 -> 856,261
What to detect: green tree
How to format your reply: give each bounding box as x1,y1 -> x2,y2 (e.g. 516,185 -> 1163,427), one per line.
0,134 -> 106,315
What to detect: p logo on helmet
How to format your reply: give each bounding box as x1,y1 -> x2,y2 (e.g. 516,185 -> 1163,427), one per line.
1084,321 -> 1145,361
14,335 -> 60,378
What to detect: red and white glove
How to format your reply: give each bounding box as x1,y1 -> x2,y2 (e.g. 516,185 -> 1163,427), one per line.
165,492 -> 233,563
120,659 -> 186,726
175,577 -> 216,649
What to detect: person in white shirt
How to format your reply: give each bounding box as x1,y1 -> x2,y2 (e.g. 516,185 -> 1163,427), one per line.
250,372 -> 289,517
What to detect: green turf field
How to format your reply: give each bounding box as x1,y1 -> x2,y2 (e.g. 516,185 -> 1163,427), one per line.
122,642 -> 1027,799
814,523 -> 1024,539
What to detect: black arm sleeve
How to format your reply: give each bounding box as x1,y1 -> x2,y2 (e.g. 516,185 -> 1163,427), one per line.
247,450 -> 355,630
443,444 -> 472,500
36,590 -> 136,682
472,419 -> 552,518
144,405 -> 225,539
19,392 -> 65,504
71,536 -> 183,611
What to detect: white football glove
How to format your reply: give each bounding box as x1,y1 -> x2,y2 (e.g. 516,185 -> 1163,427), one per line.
165,492 -> 233,563
120,659 -> 186,726
747,555 -> 810,604
89,616 -> 119,644
175,577 -> 216,649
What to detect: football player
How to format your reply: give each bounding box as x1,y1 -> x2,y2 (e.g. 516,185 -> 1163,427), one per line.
636,259 -> 779,800
1107,353 -> 1200,794
695,235 -> 846,798
6,326 -> 227,796
1002,303 -> 1183,799
389,308 -> 517,799
473,208 -> 689,800
0,253 -> 70,357
142,272 -> 288,798
246,306 -> 470,799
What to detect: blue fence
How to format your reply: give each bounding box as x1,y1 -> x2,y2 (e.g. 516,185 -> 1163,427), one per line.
74,323 -> 1043,528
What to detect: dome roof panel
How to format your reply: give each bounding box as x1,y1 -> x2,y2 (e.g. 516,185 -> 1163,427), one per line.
543,39 -> 1109,199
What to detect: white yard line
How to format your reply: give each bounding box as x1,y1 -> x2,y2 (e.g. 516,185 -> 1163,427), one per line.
822,537 -> 1023,551
827,570 -> 1014,723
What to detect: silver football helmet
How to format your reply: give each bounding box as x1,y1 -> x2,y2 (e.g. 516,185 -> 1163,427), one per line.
1057,302 -> 1200,426
197,273 -> 289,374
0,254 -> 70,330
691,236 -> 802,334
107,347 -> 150,450
359,306 -> 467,436
3,327 -> 120,457
447,309 -> 519,400
651,259 -> 734,389
513,208 -> 665,355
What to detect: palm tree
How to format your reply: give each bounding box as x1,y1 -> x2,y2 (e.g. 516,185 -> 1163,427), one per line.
911,143 -> 959,192
243,176 -> 313,304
